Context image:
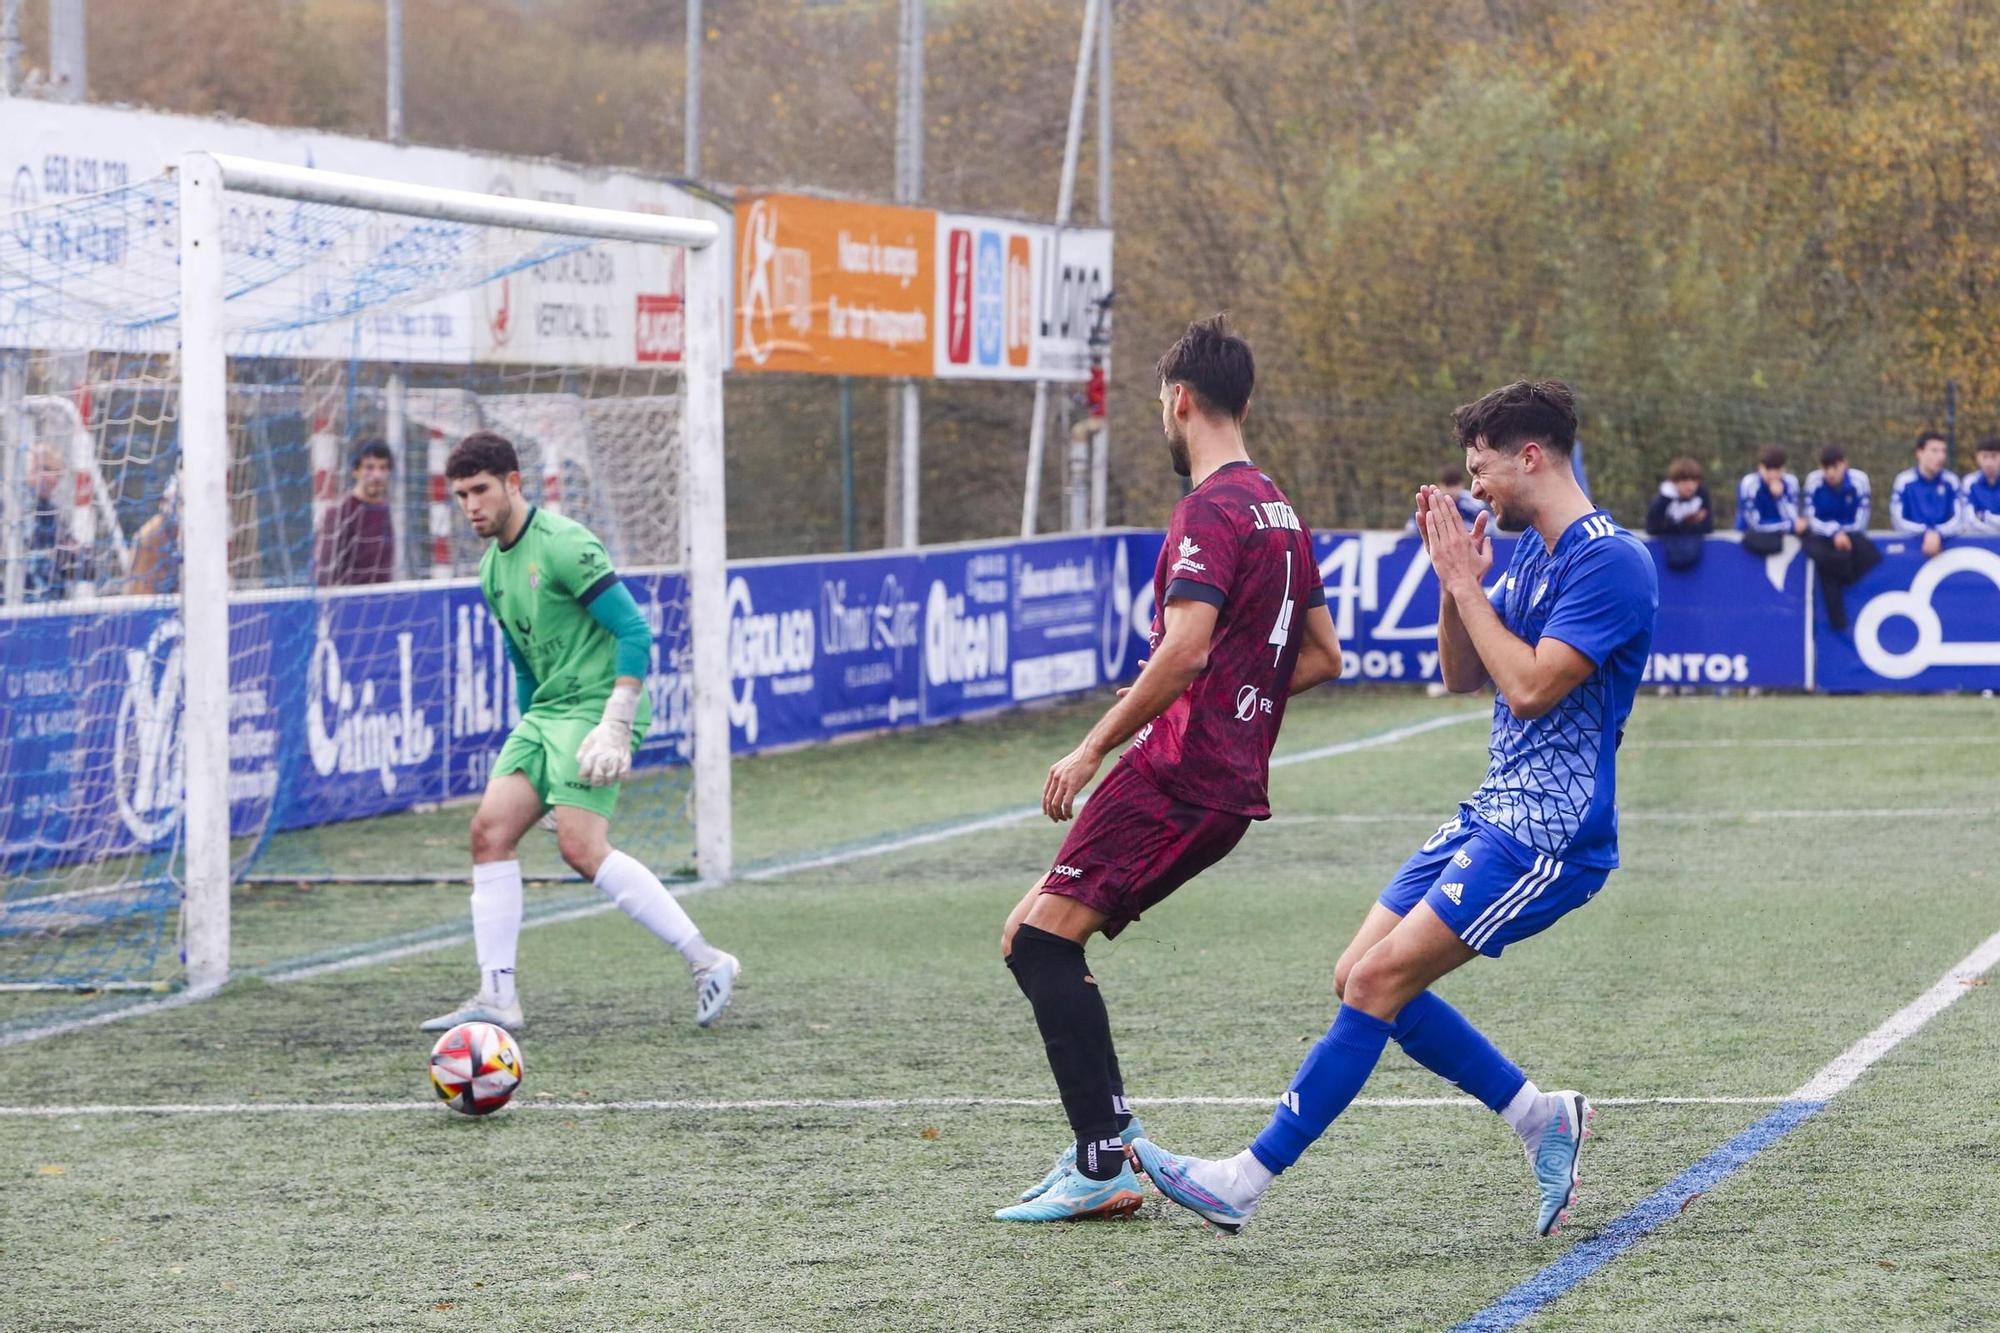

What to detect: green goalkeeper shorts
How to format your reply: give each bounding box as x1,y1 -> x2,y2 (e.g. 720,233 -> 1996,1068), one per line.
491,710 -> 641,820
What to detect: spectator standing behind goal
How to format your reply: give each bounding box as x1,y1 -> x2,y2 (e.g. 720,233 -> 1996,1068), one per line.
1405,464 -> 1488,532
314,439 -> 396,585
126,473 -> 181,595
1959,437 -> 2000,536
1800,446 -> 1882,633
1645,456 -> 1713,570
1891,431 -> 1962,560
1735,444 -> 1803,556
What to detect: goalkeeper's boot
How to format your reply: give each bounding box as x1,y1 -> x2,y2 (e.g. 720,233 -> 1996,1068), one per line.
1532,1091 -> 1594,1237
1127,1138 -> 1262,1235
419,991 -> 524,1033
992,1162 -> 1143,1223
1018,1117 -> 1147,1202
693,952 -> 740,1028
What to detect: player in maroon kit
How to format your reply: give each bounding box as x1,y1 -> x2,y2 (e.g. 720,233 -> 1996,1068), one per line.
993,316 -> 1345,1222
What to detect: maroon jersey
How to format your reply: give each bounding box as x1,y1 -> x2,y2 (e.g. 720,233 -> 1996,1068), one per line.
1122,461 -> 1322,818
315,495 -> 395,585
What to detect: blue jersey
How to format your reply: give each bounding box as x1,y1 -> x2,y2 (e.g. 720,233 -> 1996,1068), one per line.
1892,467 -> 1961,533
1735,471 -> 1800,532
1803,469 -> 1871,535
1961,470 -> 2000,536
1467,512 -> 1657,869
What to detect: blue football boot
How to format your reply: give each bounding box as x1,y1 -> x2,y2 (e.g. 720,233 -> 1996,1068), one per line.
992,1162 -> 1144,1222
1018,1118 -> 1147,1203
1534,1091 -> 1595,1236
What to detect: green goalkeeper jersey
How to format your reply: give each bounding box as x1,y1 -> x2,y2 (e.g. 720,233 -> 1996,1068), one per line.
481,506 -> 653,732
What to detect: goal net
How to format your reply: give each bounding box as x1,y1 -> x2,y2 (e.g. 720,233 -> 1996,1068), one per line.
0,155 -> 729,992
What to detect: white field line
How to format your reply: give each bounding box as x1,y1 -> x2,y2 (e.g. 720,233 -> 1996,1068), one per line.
1269,806 -> 2000,826
738,711 -> 1488,881
1,710 -> 1486,1051
1452,923 -> 2000,1332
1792,925 -> 2000,1102
0,1093 -> 1789,1119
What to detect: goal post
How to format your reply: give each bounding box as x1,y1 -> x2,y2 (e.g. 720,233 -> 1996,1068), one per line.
169,153 -> 732,993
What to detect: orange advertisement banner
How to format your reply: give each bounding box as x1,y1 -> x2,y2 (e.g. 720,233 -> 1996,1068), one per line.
734,192 -> 936,377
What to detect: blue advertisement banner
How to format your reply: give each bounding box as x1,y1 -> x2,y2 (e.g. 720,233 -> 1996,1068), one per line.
1816,536 -> 2000,692
7,527 -> 1985,872
1311,531 -> 1811,689
1,532 -> 1161,871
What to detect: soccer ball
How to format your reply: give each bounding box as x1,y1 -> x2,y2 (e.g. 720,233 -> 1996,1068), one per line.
428,1021 -> 524,1116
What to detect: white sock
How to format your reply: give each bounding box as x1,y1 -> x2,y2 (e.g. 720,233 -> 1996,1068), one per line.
470,860 -> 523,1006
1224,1149 -> 1276,1204
1501,1079 -> 1555,1145
595,849 -> 721,970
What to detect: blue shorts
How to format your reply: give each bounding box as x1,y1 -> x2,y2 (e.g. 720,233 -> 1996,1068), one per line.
1378,810 -> 1609,957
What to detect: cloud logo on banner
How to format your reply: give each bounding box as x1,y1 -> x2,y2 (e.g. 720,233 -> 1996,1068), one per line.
1100,538 -> 1134,680
114,618 -> 185,843
1854,547 -> 2000,680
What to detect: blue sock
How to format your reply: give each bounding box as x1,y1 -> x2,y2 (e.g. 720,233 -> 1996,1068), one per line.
1391,990 -> 1527,1113
1249,1004 -> 1394,1174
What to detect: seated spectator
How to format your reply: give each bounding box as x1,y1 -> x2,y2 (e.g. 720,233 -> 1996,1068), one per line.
1800,445 -> 1882,633
1735,444 -> 1803,556
127,473 -> 180,595
1406,464 -> 1487,532
1645,456 -> 1713,570
314,439 -> 396,585
1892,430 -> 1962,559
1960,437 -> 2000,536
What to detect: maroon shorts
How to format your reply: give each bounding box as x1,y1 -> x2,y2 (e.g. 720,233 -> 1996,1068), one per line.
1038,760 -> 1253,939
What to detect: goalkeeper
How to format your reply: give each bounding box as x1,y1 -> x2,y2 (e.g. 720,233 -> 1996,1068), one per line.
422,431 -> 739,1033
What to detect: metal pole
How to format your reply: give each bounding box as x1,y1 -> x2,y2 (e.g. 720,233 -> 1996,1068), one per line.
684,0 -> 702,177
1,0 -> 22,97
1091,0 -> 1113,529
177,152 -> 232,994
385,370 -> 410,580
892,0 -> 925,549
1,356 -> 23,605
1946,378 -> 1958,455
839,376 -> 854,552
386,0 -> 404,141
49,0 -> 84,102
1029,0 -> 1100,537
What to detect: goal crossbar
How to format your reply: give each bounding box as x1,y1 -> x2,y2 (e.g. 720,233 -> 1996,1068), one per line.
174,152 -> 732,995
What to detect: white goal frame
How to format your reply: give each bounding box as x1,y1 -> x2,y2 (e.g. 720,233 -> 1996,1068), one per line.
176,152 -> 733,994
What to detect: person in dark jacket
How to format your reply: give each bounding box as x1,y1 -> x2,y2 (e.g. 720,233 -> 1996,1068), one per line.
1646,456 -> 1713,571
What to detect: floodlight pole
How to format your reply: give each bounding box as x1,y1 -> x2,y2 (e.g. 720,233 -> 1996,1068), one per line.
684,0 -> 702,177
1,0 -> 22,97
891,0 -> 925,548
1024,0 -> 1101,537
48,0 -> 83,102
386,0 -> 405,142
1091,0 -> 1113,529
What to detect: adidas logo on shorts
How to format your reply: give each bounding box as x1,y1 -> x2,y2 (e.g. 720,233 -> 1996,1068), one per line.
1438,882 -> 1464,905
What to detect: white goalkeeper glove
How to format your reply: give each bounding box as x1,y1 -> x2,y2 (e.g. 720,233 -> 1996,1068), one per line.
575,681 -> 640,787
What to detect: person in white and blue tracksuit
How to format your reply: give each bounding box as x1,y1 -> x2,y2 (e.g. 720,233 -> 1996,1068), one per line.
1800,445 -> 1883,633
1960,438 -> 2000,537
1892,431 -> 1962,560
1736,443 -> 1803,556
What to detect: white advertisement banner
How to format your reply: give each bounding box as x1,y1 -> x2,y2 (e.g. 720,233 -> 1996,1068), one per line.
0,102 -> 728,368
932,212 -> 1110,382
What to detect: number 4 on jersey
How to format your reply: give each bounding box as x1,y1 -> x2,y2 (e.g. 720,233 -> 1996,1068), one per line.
1268,551 -> 1295,666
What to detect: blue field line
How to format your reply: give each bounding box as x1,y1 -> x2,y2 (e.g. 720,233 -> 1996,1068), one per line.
1449,1098 -> 1828,1333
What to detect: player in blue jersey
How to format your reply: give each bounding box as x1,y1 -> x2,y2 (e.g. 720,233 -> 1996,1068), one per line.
1893,431 -> 1963,558
1131,380 -> 1658,1238
1960,437 -> 2000,536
